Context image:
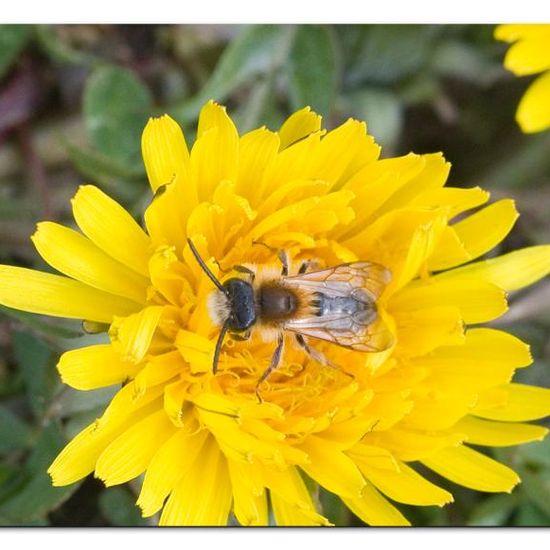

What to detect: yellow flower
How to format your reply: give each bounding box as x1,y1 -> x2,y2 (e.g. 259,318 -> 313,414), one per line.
2,101 -> 550,526
496,24 -> 550,133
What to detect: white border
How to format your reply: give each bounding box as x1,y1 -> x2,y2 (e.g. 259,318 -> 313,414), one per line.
1,527 -> 549,550
2,0 -> 550,24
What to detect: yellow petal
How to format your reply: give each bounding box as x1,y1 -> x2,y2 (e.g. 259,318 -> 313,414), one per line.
109,306 -> 164,364
405,389 -> 477,431
159,435 -> 232,526
504,35 -> 550,76
346,209 -> 447,291
148,245 -> 193,307
415,328 -> 531,391
133,351 -> 184,393
202,180 -> 257,256
369,428 -> 465,462
309,119 -> 378,187
340,153 -> 426,235
71,185 -> 152,277
0,265 -> 140,323
446,328 -> 531,368
95,409 -> 175,486
495,24 -> 550,43
342,481 -> 410,526
191,101 -> 239,201
137,428 -> 208,517
235,127 -> 280,202
452,416 -> 548,447
357,458 -> 453,506
299,435 -> 366,498
228,460 -> 268,526
49,383 -> 164,485
57,344 -> 140,390
141,114 -> 190,192
439,245 -> 550,291
376,153 -> 450,217
250,191 -> 354,243
347,444 -> 399,471
451,199 -> 518,264
258,464 -> 315,511
390,277 -> 507,324
393,306 -> 464,357
258,133 -> 323,199
175,330 -> 214,373
473,383 -> 550,422
193,396 -> 295,466
422,445 -> 520,493
278,106 -> 322,150
144,181 -> 188,252
32,222 -> 148,303
271,492 -> 331,526
426,226 -> 471,272
362,390 -> 414,431
517,71 -> 550,133
411,186 -> 490,219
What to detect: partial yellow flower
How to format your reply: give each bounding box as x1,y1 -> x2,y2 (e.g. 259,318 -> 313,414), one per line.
1,101 -> 550,526
496,24 -> 550,133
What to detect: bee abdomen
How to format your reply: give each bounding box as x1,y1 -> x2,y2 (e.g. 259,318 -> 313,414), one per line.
312,292 -> 377,325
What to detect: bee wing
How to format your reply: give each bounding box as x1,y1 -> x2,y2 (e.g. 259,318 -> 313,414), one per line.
284,313 -> 394,352
284,262 -> 391,302
283,262 -> 394,352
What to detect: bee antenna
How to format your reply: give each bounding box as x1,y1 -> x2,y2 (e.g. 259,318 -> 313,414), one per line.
187,238 -> 226,293
213,319 -> 231,374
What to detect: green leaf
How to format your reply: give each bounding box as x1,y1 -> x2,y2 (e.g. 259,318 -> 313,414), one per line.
65,142 -> 145,202
287,25 -> 339,120
0,306 -> 84,341
64,407 -> 109,440
319,488 -> 350,526
346,25 -> 440,86
345,88 -> 403,151
518,437 -> 550,470
13,330 -> 58,418
520,469 -> 550,519
0,406 -> 33,454
56,386 -> 117,417
0,25 -> 31,79
34,25 -> 94,65
467,492 -> 520,526
432,40 -> 502,85
514,501 -> 550,526
83,65 -> 153,166
171,25 -> 296,125
99,487 -> 148,526
0,422 -> 81,523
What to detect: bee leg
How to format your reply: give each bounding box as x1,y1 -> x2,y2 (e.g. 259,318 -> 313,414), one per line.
229,329 -> 251,342
294,334 -> 353,379
212,258 -> 230,274
233,264 -> 255,282
277,250 -> 289,276
211,261 -> 255,282
297,259 -> 320,274
252,240 -> 289,276
255,333 -> 285,403
212,319 -> 231,374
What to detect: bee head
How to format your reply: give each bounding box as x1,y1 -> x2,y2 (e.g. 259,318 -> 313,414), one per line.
222,278 -> 257,331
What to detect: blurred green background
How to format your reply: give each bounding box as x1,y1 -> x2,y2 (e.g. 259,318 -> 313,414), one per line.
0,24 -> 549,527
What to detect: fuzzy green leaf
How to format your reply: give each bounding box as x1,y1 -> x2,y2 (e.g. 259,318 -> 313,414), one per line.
288,25 -> 339,120
83,65 -> 153,166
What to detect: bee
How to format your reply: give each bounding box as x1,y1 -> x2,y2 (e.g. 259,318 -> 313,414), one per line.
187,238 -> 394,395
